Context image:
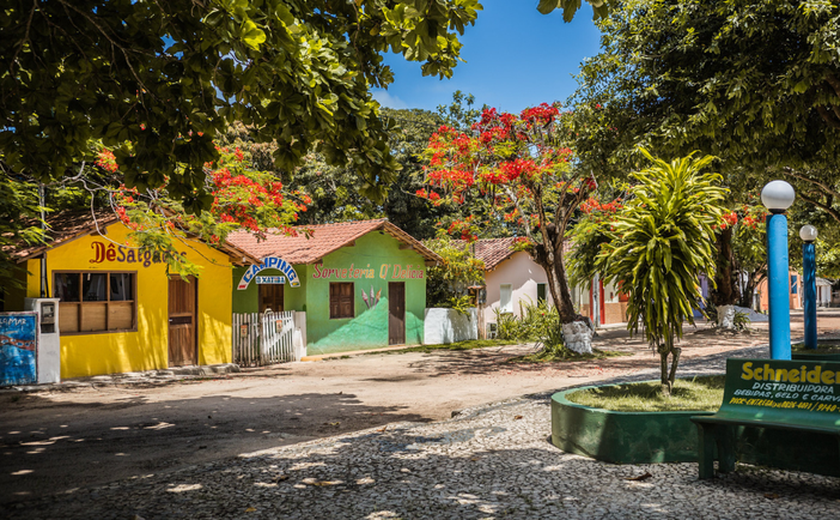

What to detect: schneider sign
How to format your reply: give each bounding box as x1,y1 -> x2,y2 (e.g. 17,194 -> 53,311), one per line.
725,359 -> 840,412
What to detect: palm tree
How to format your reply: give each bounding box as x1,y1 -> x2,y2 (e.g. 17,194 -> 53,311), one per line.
598,149 -> 727,394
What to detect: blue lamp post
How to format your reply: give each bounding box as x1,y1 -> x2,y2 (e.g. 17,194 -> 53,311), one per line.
761,180 -> 795,360
800,224 -> 818,350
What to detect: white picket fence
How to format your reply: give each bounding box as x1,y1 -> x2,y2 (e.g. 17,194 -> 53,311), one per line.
232,311 -> 303,366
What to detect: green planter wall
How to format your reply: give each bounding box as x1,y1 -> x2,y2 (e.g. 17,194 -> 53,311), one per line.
551,385 -> 714,464
792,352 -> 840,362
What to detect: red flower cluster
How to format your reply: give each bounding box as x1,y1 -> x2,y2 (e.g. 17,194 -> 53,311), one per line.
580,197 -> 622,214
719,211 -> 738,230
520,103 -> 560,127
447,216 -> 477,242
96,149 -> 119,173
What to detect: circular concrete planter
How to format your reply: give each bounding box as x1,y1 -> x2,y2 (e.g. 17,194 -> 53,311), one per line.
550,384 -> 714,464
792,339 -> 840,361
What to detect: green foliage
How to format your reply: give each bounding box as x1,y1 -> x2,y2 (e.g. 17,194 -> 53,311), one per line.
571,0 -> 840,250
0,178 -> 47,296
220,108 -> 457,239
577,0 -> 840,167
493,299 -> 559,342
424,231 -> 485,308
537,0 -> 619,22
733,310 -> 752,332
597,149 -> 727,391
1,0 -> 481,206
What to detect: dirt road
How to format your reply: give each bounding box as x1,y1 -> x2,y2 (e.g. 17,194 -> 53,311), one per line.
2,310 -> 838,505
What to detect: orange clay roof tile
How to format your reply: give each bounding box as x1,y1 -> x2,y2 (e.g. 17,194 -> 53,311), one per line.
471,237 -> 519,271
227,219 -> 442,265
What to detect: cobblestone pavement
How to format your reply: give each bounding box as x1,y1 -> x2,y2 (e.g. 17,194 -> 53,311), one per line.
4,343 -> 840,520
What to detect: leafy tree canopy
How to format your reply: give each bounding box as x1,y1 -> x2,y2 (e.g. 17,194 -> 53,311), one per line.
1,0 -> 481,211
218,107 -> 455,239
421,102 -> 596,325
572,0 -> 840,185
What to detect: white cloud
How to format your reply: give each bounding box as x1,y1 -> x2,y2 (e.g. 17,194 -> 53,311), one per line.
371,90 -> 409,109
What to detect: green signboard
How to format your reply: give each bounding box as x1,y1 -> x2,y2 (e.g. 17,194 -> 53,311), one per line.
724,358 -> 840,417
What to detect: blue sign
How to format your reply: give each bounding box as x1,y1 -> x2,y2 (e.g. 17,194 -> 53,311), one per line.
0,312 -> 38,386
238,257 -> 300,289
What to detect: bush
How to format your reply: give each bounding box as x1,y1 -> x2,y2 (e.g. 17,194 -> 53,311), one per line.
493,299 -> 559,342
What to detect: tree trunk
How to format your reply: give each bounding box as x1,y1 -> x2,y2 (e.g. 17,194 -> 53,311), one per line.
530,226 -> 593,354
711,228 -> 740,306
658,334 -> 681,396
737,270 -> 766,309
531,228 -> 579,324
659,345 -> 670,396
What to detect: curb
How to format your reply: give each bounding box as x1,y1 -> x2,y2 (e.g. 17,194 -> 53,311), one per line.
0,363 -> 241,393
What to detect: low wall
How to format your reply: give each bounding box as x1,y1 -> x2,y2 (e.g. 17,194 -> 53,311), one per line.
551,385 -> 713,463
424,308 -> 478,345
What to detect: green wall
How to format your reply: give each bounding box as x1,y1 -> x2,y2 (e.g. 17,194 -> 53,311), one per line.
232,231 -> 428,355
232,264 -> 308,314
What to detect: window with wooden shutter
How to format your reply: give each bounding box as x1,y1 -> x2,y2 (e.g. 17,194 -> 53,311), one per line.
54,271 -> 137,334
329,282 -> 354,319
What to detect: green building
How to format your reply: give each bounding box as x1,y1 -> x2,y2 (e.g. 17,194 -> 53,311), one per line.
228,219 -> 441,356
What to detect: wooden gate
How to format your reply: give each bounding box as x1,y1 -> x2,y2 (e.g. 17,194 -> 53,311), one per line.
168,276 -> 197,367
232,311 -> 299,366
388,282 -> 405,345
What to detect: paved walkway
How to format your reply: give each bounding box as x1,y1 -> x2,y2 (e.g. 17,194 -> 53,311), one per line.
6,340 -> 840,519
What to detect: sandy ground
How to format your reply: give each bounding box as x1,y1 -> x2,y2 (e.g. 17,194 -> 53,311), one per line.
2,310 -> 839,505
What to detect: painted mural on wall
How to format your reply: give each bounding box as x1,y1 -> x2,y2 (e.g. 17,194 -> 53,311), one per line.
0,312 -> 38,386
361,286 -> 382,310
238,257 -> 300,289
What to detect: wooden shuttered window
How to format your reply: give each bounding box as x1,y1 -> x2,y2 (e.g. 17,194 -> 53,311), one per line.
54,271 -> 137,334
329,282 -> 354,319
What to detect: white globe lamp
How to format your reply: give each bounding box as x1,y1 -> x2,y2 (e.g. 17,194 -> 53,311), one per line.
799,224 -> 818,243
761,180 -> 795,213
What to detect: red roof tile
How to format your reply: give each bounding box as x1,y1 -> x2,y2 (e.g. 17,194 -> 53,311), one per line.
471,237 -> 519,271
227,219 -> 442,265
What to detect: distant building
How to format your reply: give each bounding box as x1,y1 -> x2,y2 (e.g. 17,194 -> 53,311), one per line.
469,238 -> 549,337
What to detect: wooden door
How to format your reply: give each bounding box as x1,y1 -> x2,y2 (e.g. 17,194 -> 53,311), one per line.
168,276 -> 197,367
259,284 -> 284,313
388,282 -> 405,345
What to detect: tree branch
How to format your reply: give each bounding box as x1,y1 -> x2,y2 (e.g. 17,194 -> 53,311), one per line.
783,167 -> 840,201
798,192 -> 840,225
815,104 -> 840,129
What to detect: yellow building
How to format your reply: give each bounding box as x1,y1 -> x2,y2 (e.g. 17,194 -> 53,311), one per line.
6,210 -> 255,379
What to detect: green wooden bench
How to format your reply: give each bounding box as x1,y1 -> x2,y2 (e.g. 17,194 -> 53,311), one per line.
691,358 -> 840,479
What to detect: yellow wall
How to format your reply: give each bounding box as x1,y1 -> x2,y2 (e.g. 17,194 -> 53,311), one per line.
26,223 -> 234,379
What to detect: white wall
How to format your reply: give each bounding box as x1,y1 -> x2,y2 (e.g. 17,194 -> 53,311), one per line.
483,251 -> 549,328
424,308 -> 478,344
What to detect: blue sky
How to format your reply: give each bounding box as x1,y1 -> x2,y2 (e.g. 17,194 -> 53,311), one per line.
371,1 -> 603,114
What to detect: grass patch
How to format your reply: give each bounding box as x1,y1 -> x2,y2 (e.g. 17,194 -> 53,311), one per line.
506,348 -> 630,364
369,339 -> 516,355
565,375 -> 726,412
792,340 -> 840,354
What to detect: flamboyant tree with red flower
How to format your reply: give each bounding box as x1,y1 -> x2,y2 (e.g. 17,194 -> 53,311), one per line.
711,201 -> 768,309
420,103 -> 597,326
95,145 -> 309,276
